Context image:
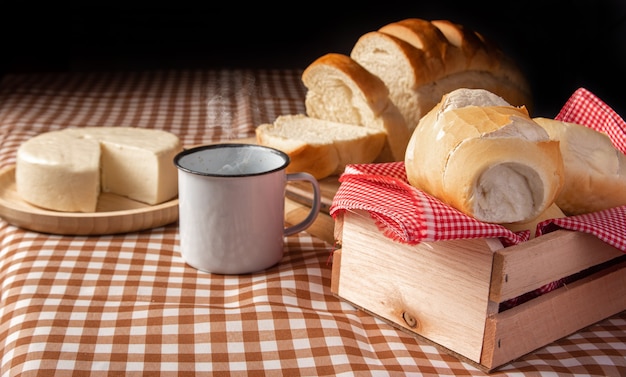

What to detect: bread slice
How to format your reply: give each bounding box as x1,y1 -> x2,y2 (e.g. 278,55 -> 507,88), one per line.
255,114 -> 386,180
301,52 -> 409,162
533,117 -> 626,215
351,18 -> 533,133
404,88 -> 564,224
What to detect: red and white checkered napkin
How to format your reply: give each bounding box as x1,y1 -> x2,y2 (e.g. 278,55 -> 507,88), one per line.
555,87 -> 626,153
330,162 -> 528,247
537,88 -> 626,251
329,88 -> 626,253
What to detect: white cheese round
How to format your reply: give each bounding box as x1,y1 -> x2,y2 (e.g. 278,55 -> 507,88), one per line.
16,127 -> 183,212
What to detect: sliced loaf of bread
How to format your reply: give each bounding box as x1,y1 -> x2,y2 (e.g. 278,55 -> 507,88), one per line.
301,52 -> 409,162
351,18 -> 533,133
255,114 -> 386,180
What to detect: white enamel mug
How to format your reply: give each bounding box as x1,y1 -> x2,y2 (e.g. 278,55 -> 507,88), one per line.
174,143 -> 321,274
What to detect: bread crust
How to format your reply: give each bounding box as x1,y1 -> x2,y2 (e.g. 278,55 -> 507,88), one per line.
379,19 -> 448,78
255,114 -> 386,180
534,117 -> 626,215
351,18 -> 533,133
430,19 -> 499,72
302,53 -> 391,116
302,53 -> 409,161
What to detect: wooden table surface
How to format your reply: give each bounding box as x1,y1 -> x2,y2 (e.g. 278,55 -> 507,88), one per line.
285,198 -> 335,245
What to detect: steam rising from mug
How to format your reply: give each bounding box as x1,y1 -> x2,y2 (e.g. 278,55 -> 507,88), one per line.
177,145 -> 288,176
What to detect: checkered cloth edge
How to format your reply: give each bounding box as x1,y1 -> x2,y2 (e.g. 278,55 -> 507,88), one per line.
330,88 -> 626,252
541,88 -> 626,251
556,87 -> 626,153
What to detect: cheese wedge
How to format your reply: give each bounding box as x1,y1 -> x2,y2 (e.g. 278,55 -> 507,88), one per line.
16,127 -> 183,212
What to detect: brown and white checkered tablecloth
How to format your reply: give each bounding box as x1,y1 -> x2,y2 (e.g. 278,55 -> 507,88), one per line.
0,70 -> 624,376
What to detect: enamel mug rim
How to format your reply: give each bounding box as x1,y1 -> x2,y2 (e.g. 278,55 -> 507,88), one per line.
174,143 -> 290,177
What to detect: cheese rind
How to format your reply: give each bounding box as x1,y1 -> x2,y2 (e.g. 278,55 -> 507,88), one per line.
16,127 -> 183,212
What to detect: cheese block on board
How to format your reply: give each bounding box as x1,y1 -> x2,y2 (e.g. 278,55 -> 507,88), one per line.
404,88 -> 564,224
16,127 -> 183,212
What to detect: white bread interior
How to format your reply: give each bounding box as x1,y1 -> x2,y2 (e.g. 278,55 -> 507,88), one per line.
405,88 -> 564,224
301,52 -> 409,162
256,114 -> 386,180
351,18 -> 533,134
533,117 -> 626,215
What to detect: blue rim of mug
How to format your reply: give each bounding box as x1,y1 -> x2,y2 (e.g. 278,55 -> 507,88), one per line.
174,143 -> 291,177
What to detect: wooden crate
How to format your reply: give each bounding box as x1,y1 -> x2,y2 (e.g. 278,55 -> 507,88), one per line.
331,209 -> 626,372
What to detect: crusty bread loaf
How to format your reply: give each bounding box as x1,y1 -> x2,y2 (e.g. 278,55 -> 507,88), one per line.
351,18 -> 533,133
301,52 -> 409,162
404,88 -> 564,224
533,117 -> 626,215
256,114 -> 386,180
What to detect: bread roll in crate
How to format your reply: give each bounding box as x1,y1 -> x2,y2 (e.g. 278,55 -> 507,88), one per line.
330,88 -> 626,371
404,88 -> 564,225
533,117 -> 626,215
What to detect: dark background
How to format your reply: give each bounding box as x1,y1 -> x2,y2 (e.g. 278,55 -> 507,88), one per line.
2,1 -> 625,118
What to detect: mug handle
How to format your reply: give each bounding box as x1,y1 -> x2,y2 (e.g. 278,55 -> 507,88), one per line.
284,172 -> 322,236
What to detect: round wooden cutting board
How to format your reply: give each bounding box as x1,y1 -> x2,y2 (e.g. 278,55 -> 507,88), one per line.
0,165 -> 179,235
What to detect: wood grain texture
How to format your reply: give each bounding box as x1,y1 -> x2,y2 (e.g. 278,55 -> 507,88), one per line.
334,208 -> 626,371
335,209 -> 497,362
0,165 -> 179,235
286,177 -> 339,214
491,230 -> 624,302
285,198 -> 335,245
483,260 -> 626,370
